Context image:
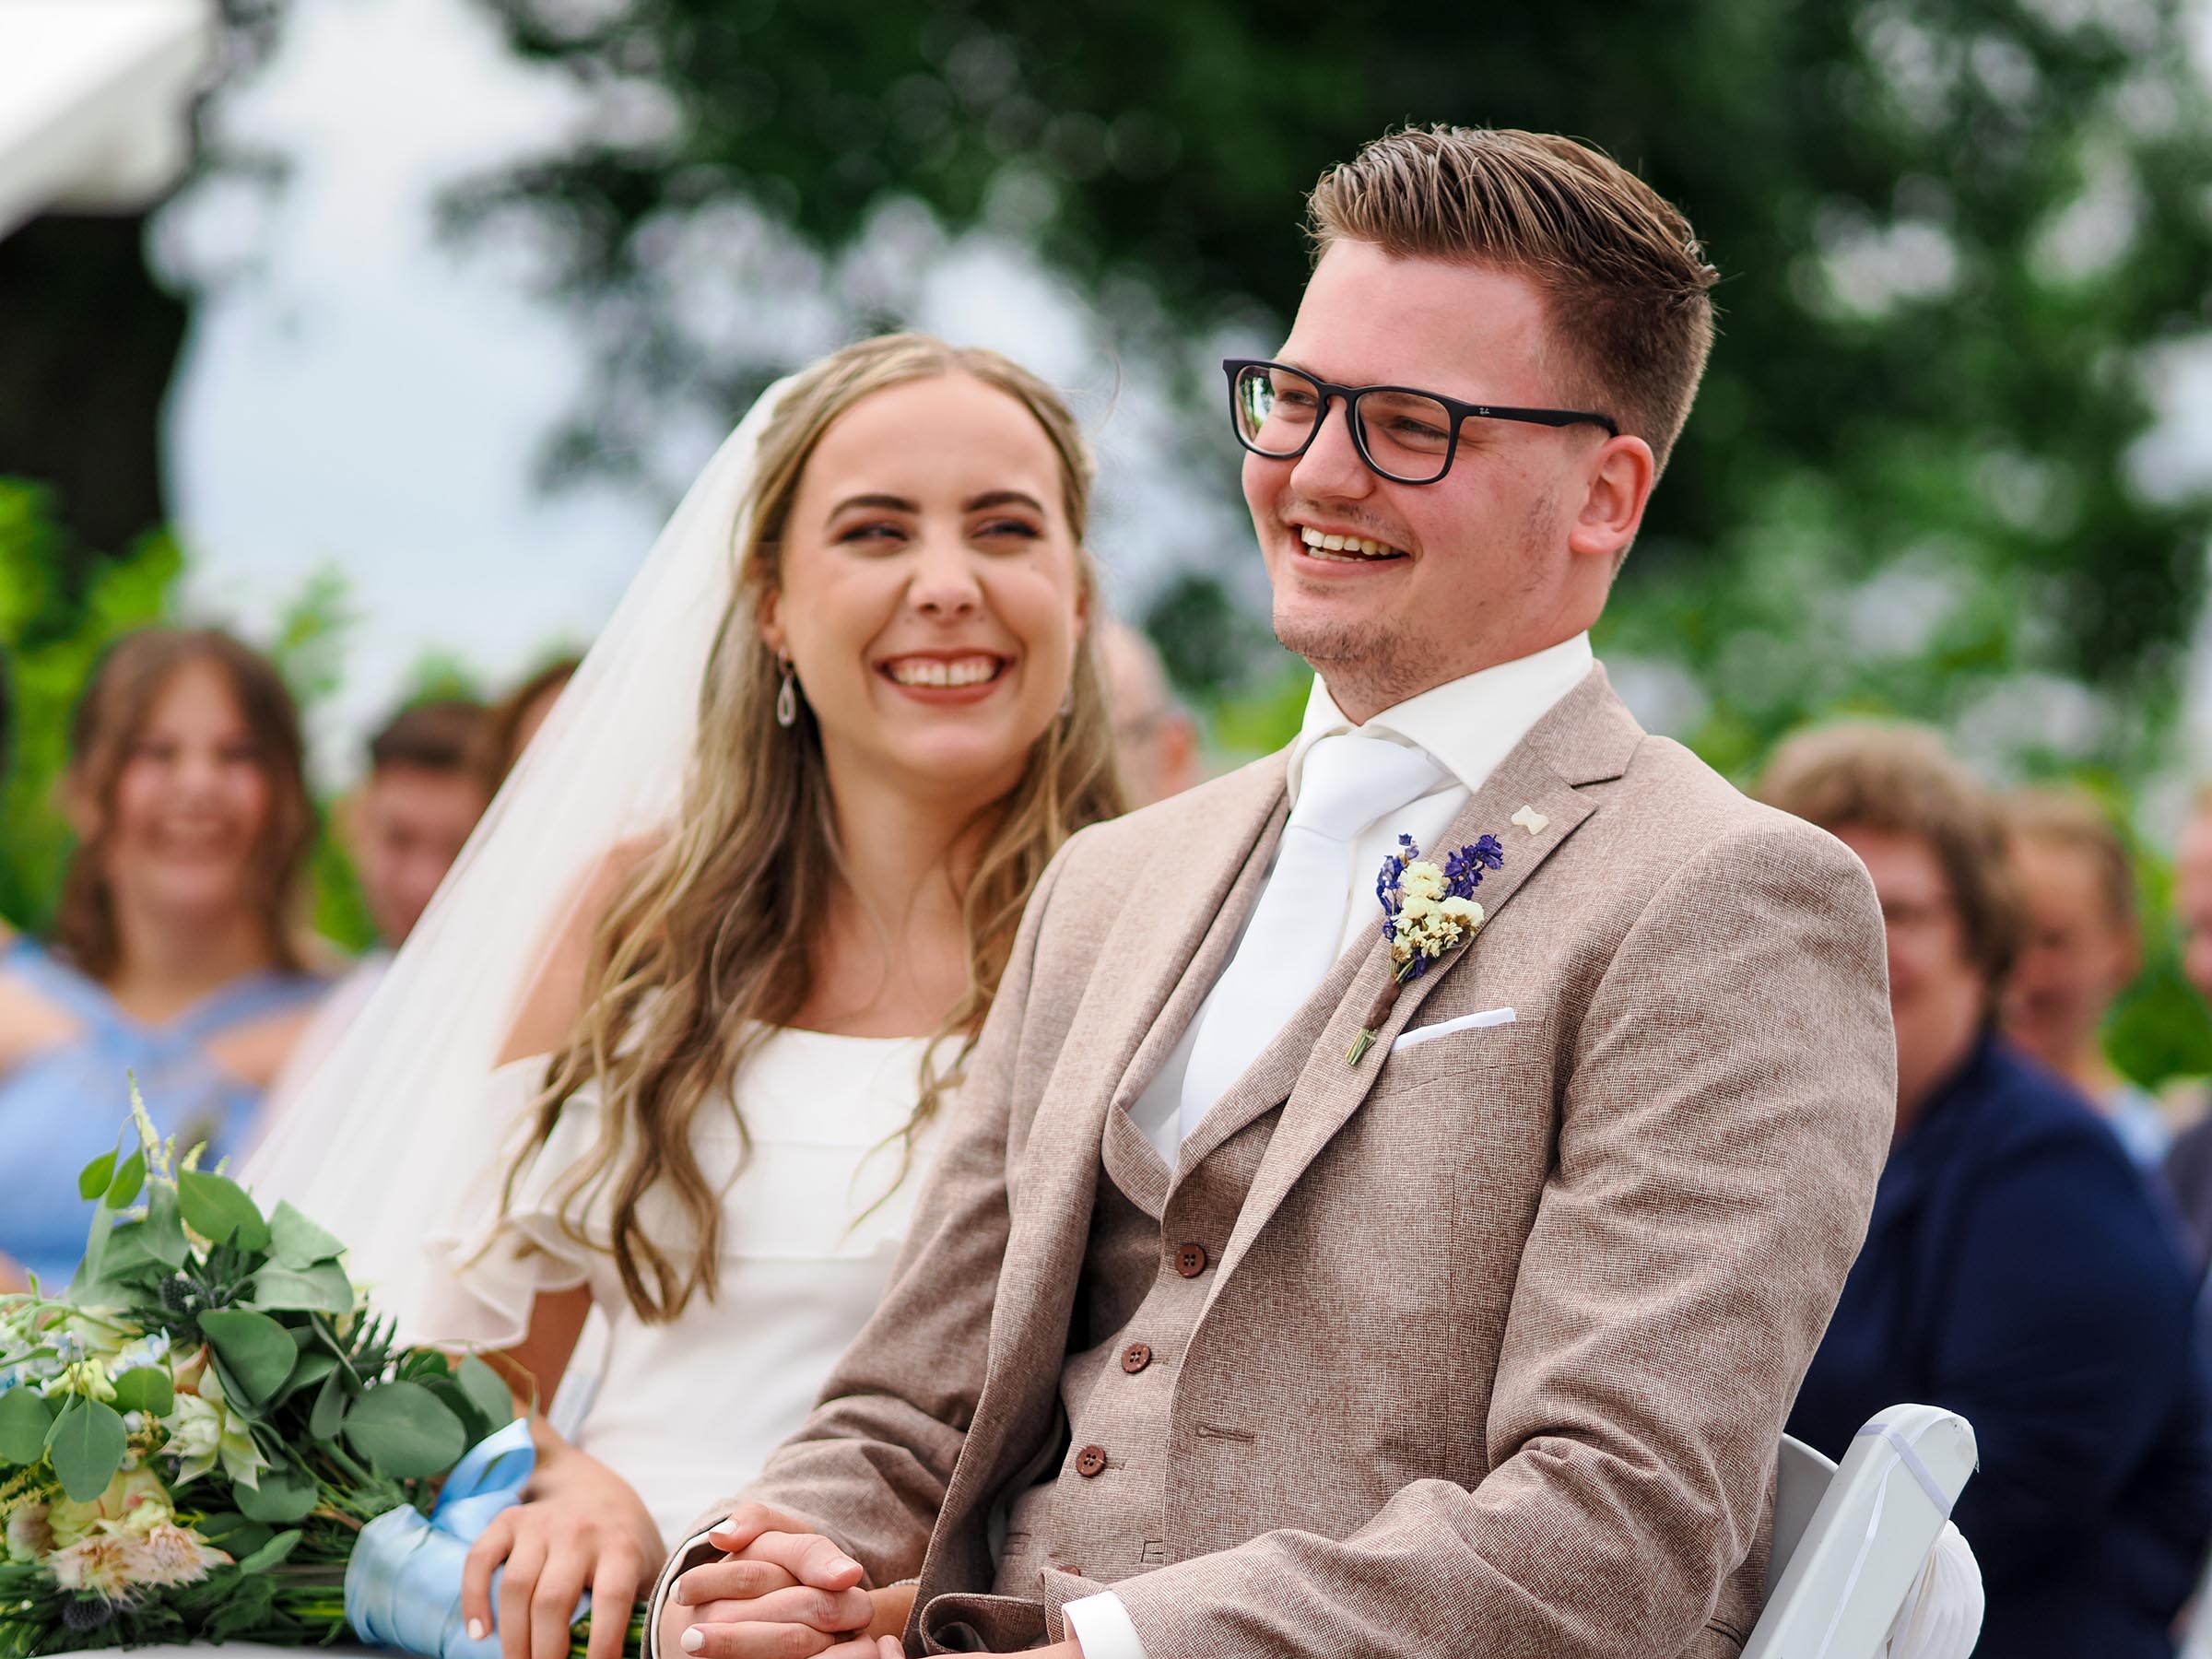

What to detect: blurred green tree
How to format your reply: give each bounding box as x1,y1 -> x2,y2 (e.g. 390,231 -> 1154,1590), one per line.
454,0 -> 2212,770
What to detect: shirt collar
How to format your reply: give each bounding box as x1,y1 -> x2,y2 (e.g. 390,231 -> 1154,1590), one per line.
1286,632 -> 1595,805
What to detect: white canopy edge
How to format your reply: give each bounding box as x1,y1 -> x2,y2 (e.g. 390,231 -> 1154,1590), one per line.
0,0 -> 218,241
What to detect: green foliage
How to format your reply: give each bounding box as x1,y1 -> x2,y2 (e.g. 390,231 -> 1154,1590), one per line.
44,1397 -> 128,1502
0,479 -> 182,934
462,0 -> 2212,762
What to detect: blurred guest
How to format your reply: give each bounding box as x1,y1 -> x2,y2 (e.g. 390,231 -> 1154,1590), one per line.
474,655 -> 580,794
0,628 -> 325,1288
2157,794 -> 2212,1273
1761,723 -> 2212,1659
1097,618 -> 1203,806
2002,786 -> 2166,1165
261,698 -> 488,1120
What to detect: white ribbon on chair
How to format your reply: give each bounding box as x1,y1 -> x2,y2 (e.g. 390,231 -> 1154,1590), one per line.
1816,1420 -> 1983,1659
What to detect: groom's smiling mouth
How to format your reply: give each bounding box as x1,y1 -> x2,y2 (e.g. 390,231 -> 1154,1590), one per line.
1294,523 -> 1409,564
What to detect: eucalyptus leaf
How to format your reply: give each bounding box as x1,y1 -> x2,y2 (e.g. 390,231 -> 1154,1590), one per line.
456,1354 -> 516,1433
233,1461 -> 317,1524
76,1147 -> 118,1202
178,1171 -> 272,1252
0,1387 -> 54,1465
198,1309 -> 299,1405
281,1351 -> 338,1401
194,1512 -> 272,1559
232,1528 -> 303,1575
44,1398 -> 127,1502
268,1202 -> 346,1271
104,1149 -> 146,1209
424,1377 -> 488,1446
96,1222 -> 164,1282
110,1367 -> 174,1416
73,1203 -> 115,1287
343,1382 -> 467,1477
142,1181 -> 189,1267
308,1366 -> 351,1441
247,1260 -> 354,1316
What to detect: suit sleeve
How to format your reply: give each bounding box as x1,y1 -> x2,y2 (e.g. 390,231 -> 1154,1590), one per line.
1108,819 -> 1898,1659
642,841 -> 1070,1618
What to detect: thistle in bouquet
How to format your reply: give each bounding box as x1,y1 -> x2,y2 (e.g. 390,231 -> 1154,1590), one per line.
0,1083 -> 636,1658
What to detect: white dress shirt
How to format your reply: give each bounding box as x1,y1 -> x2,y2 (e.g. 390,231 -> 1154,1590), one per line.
1065,632 -> 1594,1659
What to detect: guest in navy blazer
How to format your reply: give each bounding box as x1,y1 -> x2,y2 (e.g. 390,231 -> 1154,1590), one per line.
1762,724 -> 2212,1659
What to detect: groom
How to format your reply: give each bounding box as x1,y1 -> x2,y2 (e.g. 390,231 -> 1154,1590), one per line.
650,126 -> 1894,1659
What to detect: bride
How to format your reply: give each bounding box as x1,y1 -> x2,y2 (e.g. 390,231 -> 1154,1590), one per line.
243,334 -> 1123,1659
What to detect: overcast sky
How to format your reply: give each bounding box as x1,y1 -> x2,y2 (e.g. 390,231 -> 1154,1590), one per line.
152,0 -> 2212,785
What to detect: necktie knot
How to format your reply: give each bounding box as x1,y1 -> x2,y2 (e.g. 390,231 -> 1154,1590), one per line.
1289,731 -> 1449,845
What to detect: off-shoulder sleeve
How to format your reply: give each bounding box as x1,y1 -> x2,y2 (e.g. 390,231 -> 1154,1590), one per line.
415,1058 -> 606,1348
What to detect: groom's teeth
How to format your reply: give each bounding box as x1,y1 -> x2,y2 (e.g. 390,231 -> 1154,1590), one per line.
1299,525 -> 1403,560
888,656 -> 1000,688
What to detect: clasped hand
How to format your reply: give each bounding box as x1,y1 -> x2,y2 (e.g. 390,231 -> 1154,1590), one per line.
661,1505 -> 902,1659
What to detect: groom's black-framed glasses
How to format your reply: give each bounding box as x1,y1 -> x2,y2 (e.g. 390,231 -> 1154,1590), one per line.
1222,358 -> 1620,487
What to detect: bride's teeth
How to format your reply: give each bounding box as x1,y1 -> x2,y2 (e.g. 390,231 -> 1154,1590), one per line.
889,656 -> 1000,687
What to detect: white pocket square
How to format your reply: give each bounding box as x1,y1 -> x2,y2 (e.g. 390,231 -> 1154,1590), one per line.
1391,1006 -> 1516,1053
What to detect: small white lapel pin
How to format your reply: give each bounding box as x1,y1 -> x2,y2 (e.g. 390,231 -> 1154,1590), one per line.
1511,805 -> 1549,837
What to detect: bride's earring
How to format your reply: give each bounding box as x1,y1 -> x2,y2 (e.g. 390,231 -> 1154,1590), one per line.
776,656 -> 799,729
1060,683 -> 1076,720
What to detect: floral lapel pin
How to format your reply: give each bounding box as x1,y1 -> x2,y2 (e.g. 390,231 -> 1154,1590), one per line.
1347,832 -> 1506,1065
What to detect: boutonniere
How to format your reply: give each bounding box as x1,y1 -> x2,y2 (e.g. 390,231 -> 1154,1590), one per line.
1347,832 -> 1505,1065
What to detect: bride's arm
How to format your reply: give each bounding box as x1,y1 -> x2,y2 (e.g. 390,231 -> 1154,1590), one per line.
486,1284 -> 594,1412
461,1286 -> 660,1659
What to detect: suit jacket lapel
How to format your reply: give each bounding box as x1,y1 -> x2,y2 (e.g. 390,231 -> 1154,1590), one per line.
1201,666 -> 1644,1293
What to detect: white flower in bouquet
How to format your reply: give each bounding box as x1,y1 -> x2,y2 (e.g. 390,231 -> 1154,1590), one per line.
4,1503 -> 55,1565
162,1371 -> 266,1489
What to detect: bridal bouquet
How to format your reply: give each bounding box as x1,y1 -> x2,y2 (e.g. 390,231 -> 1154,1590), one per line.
0,1087 -> 629,1658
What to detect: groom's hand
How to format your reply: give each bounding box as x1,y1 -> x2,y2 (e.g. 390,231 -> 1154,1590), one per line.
663,1507 -> 871,1659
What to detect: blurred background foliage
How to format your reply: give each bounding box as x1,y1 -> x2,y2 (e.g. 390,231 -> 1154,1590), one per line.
4,0 -> 2212,1076
455,0 -> 2212,768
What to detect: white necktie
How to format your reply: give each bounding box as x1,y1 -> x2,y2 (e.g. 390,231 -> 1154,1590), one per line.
1177,732 -> 1449,1143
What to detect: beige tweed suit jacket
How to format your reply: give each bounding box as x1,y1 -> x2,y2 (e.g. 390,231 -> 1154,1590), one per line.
665,665 -> 1896,1659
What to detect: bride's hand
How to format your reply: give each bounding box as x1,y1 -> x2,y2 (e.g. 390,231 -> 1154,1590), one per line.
461,1441 -> 667,1659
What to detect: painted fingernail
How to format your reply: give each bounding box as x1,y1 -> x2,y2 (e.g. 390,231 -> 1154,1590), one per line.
680,1630 -> 705,1654
467,1621 -> 487,1642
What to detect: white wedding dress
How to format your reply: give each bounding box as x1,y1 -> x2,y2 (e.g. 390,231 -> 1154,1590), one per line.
421,1026 -> 942,1547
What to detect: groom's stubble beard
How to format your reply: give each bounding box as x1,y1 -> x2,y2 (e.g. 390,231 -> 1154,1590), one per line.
1275,485 -> 1561,712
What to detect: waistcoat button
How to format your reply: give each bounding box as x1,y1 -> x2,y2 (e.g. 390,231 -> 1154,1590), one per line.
1075,1445 -> 1108,1477
1174,1242 -> 1207,1277
1122,1343 -> 1152,1374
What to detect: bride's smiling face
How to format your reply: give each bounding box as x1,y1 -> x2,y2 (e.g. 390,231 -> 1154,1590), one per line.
761,372 -> 1087,801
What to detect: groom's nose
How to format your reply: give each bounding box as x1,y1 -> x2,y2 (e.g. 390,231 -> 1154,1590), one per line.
1288,394 -> 1377,502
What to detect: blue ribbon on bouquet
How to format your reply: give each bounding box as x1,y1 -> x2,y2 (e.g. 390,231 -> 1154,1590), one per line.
346,1418 -> 592,1659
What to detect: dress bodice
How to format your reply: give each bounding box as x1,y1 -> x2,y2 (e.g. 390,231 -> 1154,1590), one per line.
425,1025 -> 946,1547
0,940 -> 325,1288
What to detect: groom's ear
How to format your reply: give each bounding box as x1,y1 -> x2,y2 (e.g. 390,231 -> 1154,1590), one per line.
1565,434 -> 1655,566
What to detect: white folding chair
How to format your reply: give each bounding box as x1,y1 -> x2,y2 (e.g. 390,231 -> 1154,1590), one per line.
1743,1404 -> 1981,1659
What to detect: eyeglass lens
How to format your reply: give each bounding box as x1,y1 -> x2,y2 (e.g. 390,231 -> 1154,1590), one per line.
1232,363 -> 1453,484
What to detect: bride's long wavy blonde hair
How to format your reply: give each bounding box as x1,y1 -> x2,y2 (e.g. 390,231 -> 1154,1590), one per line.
506,335 -> 1124,1322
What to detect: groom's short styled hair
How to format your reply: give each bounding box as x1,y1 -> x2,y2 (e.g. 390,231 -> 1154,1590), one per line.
1307,126 -> 1719,474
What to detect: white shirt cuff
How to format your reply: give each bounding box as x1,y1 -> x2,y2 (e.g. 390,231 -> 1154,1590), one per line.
1062,1591 -> 1147,1659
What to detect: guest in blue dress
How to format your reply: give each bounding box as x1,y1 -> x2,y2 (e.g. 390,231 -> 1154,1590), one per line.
1762,724 -> 2212,1659
0,628 -> 326,1291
